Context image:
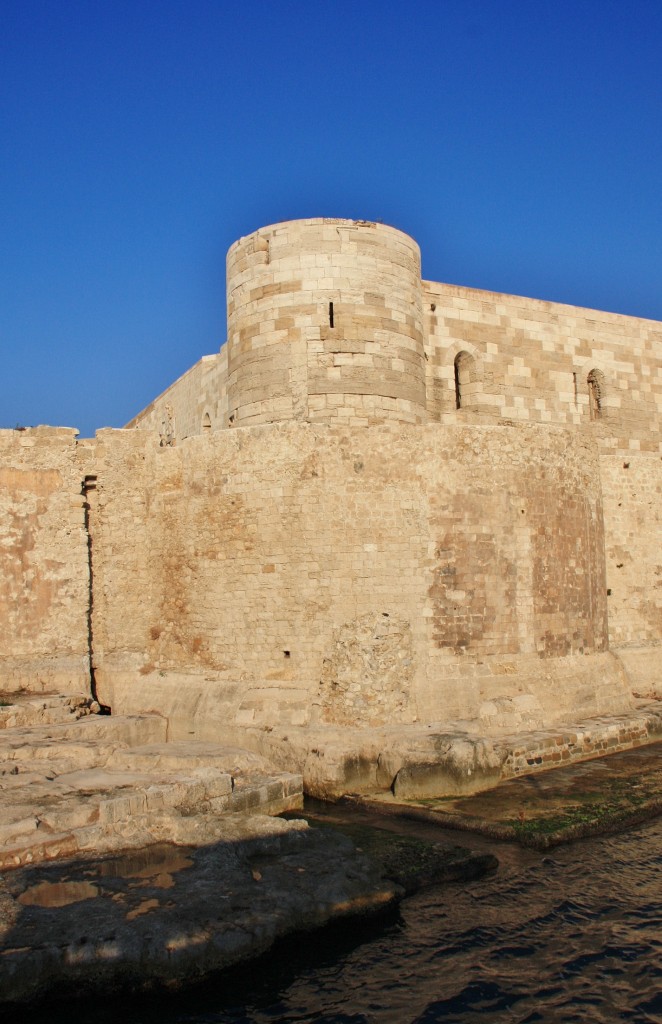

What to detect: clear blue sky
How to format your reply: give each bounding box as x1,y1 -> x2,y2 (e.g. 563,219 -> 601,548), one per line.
2,0 -> 661,437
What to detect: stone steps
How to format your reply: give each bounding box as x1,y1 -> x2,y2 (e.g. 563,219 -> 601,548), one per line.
0,694 -> 97,730
0,695 -> 303,871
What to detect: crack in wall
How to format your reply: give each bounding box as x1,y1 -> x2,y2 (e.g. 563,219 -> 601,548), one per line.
81,473 -> 109,711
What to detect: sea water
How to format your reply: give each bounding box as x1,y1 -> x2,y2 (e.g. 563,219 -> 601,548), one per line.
33,811 -> 662,1024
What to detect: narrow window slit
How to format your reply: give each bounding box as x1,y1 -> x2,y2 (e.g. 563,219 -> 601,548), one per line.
329,302 -> 334,328
587,369 -> 604,421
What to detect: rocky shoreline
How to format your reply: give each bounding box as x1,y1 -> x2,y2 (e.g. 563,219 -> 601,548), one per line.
0,692 -> 496,1006
4,692 -> 660,1006
350,738 -> 662,849
0,812 -> 496,1007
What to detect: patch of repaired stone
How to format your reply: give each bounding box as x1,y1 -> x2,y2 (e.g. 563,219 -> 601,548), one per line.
350,740 -> 662,849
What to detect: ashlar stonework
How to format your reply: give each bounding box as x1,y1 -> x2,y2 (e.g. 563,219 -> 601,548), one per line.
2,218 -> 661,799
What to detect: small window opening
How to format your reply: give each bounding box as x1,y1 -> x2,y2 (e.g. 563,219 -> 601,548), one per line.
283,650 -> 291,658
454,359 -> 462,409
202,412 -> 211,432
329,301 -> 334,328
454,351 -> 474,410
587,369 -> 604,421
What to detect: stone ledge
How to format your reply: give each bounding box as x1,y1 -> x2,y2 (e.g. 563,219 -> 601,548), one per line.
0,816 -> 397,1005
0,702 -> 304,872
239,704 -> 662,800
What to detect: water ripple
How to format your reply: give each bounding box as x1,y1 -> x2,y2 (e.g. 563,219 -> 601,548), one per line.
29,817 -> 662,1024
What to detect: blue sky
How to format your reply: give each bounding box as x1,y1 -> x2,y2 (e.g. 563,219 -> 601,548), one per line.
2,0 -> 661,437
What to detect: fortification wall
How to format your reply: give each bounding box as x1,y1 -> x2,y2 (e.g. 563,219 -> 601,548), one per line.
0,417 -> 654,742
91,422 -> 632,737
425,282 -> 662,448
0,428 -> 91,693
127,220 -> 662,451
126,350 -> 228,441
226,219 -> 426,427
601,451 -> 662,653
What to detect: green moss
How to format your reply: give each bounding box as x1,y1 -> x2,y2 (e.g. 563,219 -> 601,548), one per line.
416,796 -> 458,806
507,787 -> 656,840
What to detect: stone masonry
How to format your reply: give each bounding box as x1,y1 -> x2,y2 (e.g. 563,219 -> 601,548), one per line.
2,218 -> 661,798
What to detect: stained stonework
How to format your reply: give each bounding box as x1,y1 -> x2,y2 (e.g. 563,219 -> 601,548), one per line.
1,218 -> 661,778
0,429 -> 90,694
319,613 -> 414,726
77,420 -> 635,742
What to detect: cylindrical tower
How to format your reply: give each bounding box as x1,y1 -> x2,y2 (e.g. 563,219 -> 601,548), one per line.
225,218 -> 426,426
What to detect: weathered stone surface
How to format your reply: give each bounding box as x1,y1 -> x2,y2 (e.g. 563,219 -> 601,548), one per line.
1,217 -> 661,803
0,695 -> 303,871
391,738 -> 504,799
0,693 -> 98,730
0,817 -> 398,1004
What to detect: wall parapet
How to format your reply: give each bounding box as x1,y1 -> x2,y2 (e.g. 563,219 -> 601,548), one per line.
126,218 -> 662,452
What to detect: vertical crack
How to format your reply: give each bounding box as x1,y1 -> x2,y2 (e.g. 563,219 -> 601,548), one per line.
82,474 -> 110,713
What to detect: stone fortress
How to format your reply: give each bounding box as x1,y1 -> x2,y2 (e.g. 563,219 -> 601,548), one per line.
2,217 -> 662,800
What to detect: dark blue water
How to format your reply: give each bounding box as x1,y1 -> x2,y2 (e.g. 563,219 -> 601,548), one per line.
20,814 -> 662,1024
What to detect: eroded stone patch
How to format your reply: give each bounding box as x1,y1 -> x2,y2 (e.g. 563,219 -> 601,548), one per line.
319,613 -> 414,726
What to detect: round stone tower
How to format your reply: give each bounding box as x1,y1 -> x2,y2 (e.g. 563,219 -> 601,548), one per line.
225,218 -> 426,426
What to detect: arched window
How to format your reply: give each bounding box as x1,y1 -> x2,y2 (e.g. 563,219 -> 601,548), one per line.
202,412 -> 212,432
587,369 -> 605,420
454,351 -> 475,409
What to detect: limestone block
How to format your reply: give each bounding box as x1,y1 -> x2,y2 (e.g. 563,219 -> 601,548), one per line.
392,739 -> 504,799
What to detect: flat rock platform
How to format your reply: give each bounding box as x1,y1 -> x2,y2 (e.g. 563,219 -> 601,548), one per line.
3,691 -> 662,1004
351,738 -> 662,849
0,693 -> 493,1006
0,693 -> 302,871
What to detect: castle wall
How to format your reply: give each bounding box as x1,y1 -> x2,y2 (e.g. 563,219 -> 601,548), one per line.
126,220 -> 662,454
2,217 -> 659,758
226,219 -> 427,427
0,428 -> 91,694
91,422 -> 631,737
126,349 -> 228,441
425,282 -> 662,449
601,451 -> 662,652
